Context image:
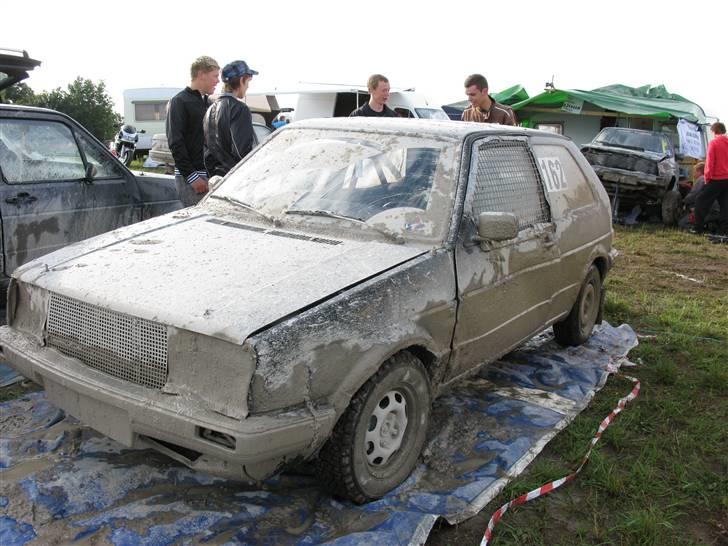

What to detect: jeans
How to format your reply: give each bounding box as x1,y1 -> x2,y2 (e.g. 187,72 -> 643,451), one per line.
694,179 -> 728,233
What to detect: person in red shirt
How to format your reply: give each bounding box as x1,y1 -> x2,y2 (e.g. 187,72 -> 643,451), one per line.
694,122 -> 728,234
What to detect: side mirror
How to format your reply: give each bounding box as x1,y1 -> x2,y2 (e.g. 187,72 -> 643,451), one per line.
476,212 -> 518,242
84,163 -> 97,182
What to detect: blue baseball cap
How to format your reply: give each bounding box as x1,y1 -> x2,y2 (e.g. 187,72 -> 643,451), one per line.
222,60 -> 258,82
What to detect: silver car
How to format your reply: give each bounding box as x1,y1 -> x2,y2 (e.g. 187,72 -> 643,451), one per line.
0,118 -> 615,503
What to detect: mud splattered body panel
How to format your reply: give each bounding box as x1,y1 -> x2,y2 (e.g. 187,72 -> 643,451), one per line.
0,104 -> 181,281
0,119 -> 615,483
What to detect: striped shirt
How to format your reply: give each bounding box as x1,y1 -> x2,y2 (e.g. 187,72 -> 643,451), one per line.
461,97 -> 517,126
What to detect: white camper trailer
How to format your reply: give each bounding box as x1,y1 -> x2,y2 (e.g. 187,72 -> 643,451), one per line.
122,87 -> 182,154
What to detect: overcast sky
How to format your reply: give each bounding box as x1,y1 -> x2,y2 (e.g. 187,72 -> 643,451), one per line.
5,0 -> 726,119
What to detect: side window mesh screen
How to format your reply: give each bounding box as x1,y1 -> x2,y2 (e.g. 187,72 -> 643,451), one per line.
472,141 -> 550,229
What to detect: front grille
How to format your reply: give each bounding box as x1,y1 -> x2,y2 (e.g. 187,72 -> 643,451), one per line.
46,293 -> 168,389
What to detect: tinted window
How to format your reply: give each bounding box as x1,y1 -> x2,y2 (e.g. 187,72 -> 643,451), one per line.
76,131 -> 126,178
0,119 -> 85,183
470,140 -> 550,230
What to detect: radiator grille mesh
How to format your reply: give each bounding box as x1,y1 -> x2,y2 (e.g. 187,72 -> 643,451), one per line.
46,293 -> 168,389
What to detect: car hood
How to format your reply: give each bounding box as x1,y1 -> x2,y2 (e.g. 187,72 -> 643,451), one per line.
15,212 -> 427,344
581,143 -> 668,162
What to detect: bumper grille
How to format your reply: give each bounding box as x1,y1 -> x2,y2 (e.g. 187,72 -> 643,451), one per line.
46,293 -> 168,389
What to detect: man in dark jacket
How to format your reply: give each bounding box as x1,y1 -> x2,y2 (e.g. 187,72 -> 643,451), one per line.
350,74 -> 398,117
203,60 -> 258,178
166,56 -> 219,206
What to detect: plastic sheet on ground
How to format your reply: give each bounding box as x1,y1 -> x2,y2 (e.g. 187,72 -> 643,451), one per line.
0,322 -> 637,546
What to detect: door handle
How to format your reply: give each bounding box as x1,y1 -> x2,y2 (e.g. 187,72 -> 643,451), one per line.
5,192 -> 38,206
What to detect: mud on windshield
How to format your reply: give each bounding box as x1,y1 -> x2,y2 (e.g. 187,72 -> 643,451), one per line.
212,128 -> 458,241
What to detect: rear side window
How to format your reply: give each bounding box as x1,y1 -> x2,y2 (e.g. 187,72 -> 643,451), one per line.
532,143 -> 596,213
0,119 -> 85,183
471,140 -> 550,230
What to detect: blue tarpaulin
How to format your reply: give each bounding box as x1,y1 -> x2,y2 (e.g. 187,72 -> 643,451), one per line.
0,323 -> 637,545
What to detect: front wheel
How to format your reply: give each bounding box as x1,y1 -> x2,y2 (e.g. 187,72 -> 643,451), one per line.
315,352 -> 431,504
554,265 -> 602,346
661,191 -> 682,226
121,148 -> 133,166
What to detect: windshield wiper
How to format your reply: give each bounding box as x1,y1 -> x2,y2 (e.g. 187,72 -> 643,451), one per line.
209,194 -> 280,226
285,209 -> 404,244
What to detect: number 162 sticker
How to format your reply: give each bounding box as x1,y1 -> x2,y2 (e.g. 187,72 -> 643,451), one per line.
538,157 -> 568,192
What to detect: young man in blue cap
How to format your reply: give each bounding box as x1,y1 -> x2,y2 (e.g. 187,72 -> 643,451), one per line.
203,60 -> 259,178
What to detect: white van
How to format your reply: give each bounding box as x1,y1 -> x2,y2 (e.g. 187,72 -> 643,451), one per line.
250,85 -> 449,121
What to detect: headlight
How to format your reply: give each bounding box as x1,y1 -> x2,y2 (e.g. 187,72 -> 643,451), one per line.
166,328 -> 255,420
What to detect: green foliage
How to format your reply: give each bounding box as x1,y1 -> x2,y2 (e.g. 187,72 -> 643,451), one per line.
34,78 -> 122,142
1,77 -> 122,142
0,81 -> 36,104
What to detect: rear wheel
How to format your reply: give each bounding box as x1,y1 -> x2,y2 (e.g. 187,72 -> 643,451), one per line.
316,352 -> 431,504
554,265 -> 602,346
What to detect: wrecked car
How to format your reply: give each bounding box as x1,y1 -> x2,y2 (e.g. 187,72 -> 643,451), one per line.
0,49 -> 182,302
581,127 -> 682,224
0,118 -> 616,503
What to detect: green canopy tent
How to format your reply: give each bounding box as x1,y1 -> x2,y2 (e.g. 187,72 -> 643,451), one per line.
512,84 -> 707,124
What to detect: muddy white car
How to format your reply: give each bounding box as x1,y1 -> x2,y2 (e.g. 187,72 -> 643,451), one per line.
0,118 -> 615,503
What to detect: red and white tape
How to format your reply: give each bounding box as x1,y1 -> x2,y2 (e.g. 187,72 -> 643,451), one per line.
480,361 -> 640,546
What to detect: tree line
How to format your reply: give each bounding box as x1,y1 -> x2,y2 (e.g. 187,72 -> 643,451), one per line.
1,77 -> 122,143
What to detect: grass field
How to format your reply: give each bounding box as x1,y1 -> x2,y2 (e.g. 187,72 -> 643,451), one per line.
429,225 -> 728,545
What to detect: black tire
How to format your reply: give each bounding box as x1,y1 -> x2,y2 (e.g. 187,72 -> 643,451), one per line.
661,191 -> 682,226
554,265 -> 602,347
316,352 -> 431,504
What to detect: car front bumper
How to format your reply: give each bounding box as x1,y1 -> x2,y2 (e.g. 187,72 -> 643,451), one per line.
0,326 -> 336,481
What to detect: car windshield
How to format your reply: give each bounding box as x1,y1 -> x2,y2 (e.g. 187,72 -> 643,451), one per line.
415,108 -> 450,120
594,128 -> 672,156
212,128 -> 459,242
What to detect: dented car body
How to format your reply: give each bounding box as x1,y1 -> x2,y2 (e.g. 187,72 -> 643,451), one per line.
0,118 -> 616,502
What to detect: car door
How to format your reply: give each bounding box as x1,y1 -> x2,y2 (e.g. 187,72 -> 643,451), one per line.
447,136 -> 561,381
0,113 -> 140,276
531,137 -> 611,321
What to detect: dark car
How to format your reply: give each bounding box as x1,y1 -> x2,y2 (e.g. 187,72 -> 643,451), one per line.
0,49 -> 182,300
581,127 -> 682,224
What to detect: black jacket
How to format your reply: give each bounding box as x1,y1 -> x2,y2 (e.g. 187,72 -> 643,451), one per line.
203,94 -> 254,177
166,87 -> 210,180
349,103 -> 398,117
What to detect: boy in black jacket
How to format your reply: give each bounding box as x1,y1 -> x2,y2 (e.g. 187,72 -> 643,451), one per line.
166,56 -> 219,206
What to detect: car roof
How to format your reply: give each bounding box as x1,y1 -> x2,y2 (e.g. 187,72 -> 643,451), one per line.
286,117 -> 568,141
0,49 -> 41,93
0,103 -> 63,116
